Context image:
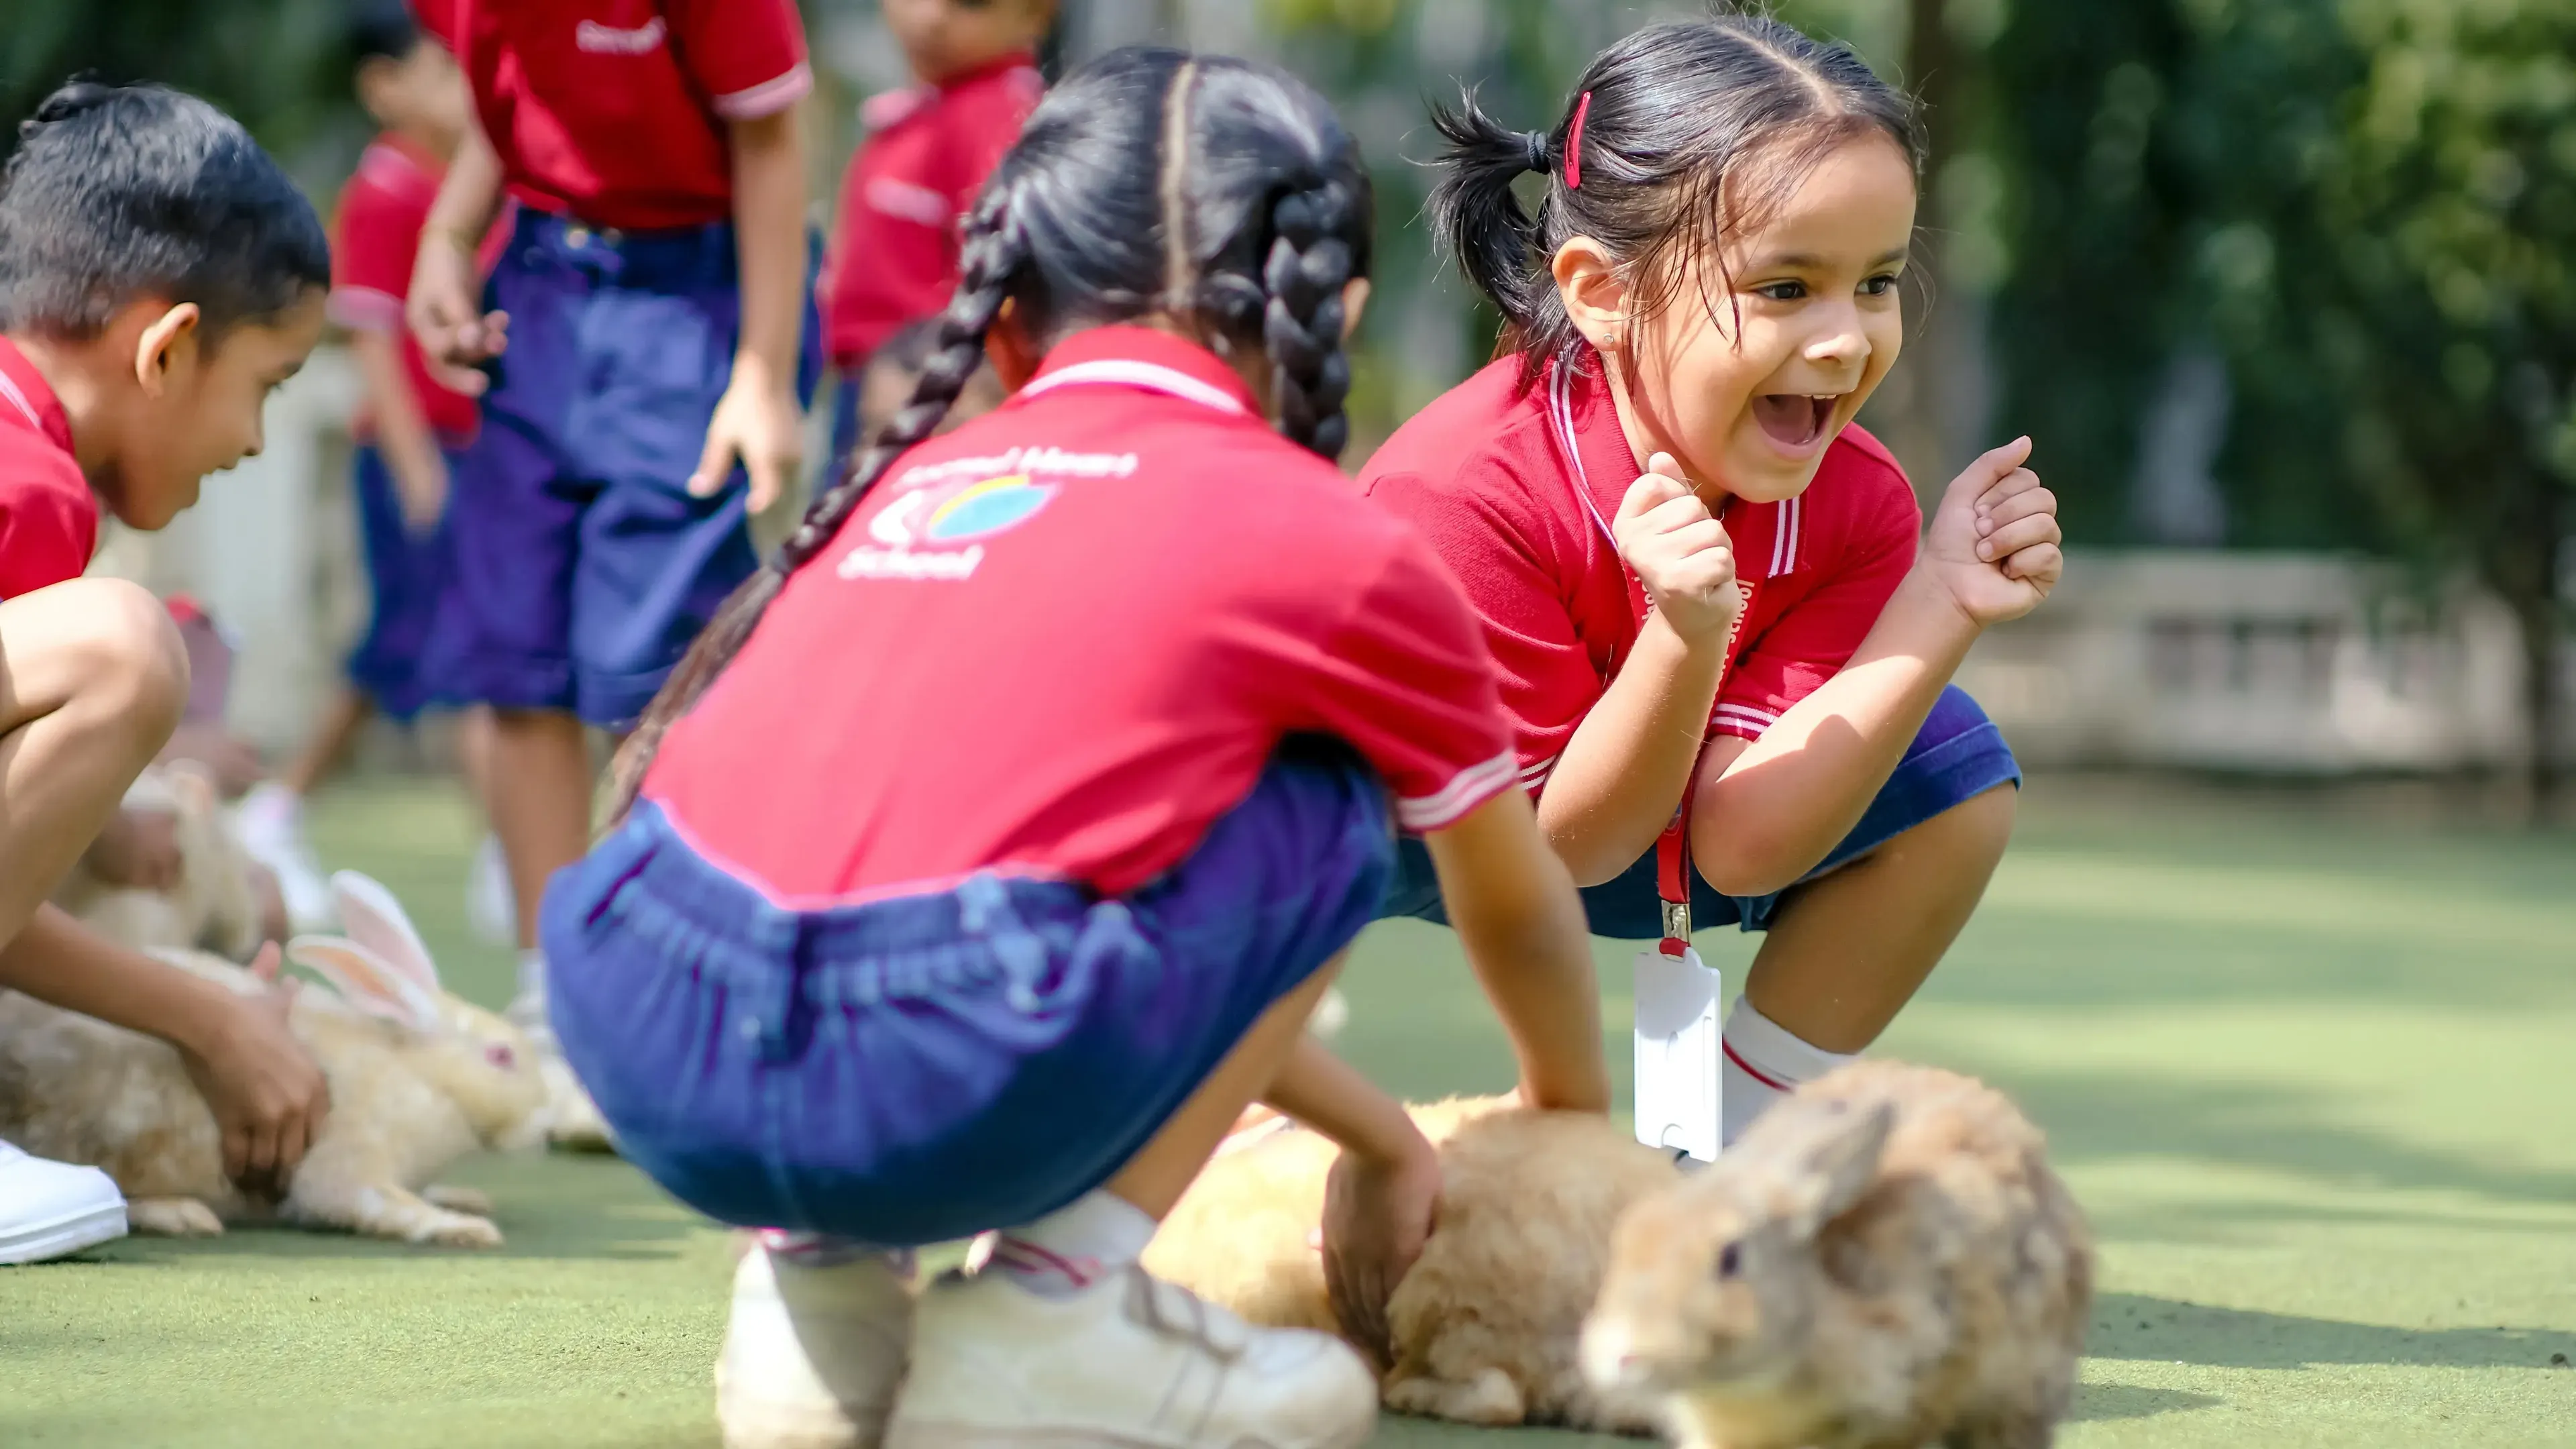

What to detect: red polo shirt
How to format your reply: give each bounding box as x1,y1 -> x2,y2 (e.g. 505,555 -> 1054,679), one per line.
427,0 -> 812,232
822,52 -> 1043,368
645,327 -> 1519,904
0,340 -> 98,600
329,133 -> 488,444
1360,352 -> 1918,792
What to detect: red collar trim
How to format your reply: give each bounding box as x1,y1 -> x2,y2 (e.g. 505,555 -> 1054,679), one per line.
1019,327 -> 1260,418
0,339 -> 75,458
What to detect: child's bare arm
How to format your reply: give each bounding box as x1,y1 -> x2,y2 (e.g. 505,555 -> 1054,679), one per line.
0,906 -> 328,1188
1423,787 -> 1612,1115
347,328 -> 449,530
409,117 -> 508,390
691,107 -> 810,513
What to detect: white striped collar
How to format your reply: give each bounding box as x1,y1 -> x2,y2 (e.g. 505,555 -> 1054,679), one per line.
1018,358 -> 1248,417
1545,356 -> 1801,578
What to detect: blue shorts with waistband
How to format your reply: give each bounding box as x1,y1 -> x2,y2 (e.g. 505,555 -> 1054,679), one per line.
1378,686 -> 2021,938
539,738 -> 1393,1247
425,209 -> 824,731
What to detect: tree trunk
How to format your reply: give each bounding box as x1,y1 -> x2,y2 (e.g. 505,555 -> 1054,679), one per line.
1874,0 -> 1983,508
2494,484 -> 2565,822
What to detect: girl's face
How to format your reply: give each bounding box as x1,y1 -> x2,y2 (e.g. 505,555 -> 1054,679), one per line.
1602,135 -> 1917,505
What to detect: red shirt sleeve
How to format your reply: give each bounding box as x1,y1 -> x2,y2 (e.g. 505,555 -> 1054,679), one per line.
1294,532 -> 1519,835
941,73 -> 1038,215
410,0 -> 458,48
663,0 -> 812,121
0,477 -> 99,600
327,170 -> 419,333
1715,457 -> 1919,739
1362,464 -> 1604,782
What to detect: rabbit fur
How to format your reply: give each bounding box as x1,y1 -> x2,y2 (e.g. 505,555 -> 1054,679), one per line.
0,877 -> 551,1248
1580,1060 -> 2094,1449
323,869 -> 616,1155
54,761 -> 265,961
1143,1095 -> 1680,1434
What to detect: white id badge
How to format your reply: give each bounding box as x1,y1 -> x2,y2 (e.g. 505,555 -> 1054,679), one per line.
1633,943 -> 1724,1164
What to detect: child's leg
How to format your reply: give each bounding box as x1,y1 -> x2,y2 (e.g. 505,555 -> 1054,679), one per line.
482,706 -> 594,955
272,686 -> 375,798
1713,688 -> 2022,1142
0,579 -> 189,947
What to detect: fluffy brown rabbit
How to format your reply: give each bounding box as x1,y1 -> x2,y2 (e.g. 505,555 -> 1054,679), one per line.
1143,1095 -> 1678,1434
1580,1061 -> 2094,1449
0,912 -> 551,1247
54,761 -> 265,960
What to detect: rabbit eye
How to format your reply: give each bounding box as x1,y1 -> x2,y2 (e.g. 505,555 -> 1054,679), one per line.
1715,1242 -> 1742,1279
485,1042 -> 518,1071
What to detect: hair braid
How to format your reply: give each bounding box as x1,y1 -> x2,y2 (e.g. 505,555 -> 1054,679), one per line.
1258,180 -> 1357,460
602,188 -> 1027,822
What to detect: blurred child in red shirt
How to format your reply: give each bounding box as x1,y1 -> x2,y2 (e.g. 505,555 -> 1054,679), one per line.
236,0 -> 503,933
818,0 -> 1050,466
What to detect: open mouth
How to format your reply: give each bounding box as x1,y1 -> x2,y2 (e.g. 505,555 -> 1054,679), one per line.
1751,394 -> 1837,450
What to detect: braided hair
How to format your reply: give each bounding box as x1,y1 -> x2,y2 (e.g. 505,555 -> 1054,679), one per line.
606,45 -> 1375,820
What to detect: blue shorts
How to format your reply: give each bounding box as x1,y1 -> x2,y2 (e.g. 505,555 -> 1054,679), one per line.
825,374 -> 863,481
426,210 -> 824,729
345,443 -> 460,722
539,739 -> 1393,1247
1379,686 -> 2022,938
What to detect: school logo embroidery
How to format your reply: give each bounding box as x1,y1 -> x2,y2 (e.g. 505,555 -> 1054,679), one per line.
839,474 -> 1059,582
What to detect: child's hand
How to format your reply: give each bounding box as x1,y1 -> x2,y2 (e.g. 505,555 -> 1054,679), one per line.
85,808 -> 182,892
1613,453 -> 1742,645
178,943 -> 330,1194
1919,436 -> 2063,627
407,231 -> 508,396
692,365 -> 804,515
1321,1133 -> 1443,1371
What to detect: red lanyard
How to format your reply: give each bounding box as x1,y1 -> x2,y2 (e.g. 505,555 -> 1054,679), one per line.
1633,573 -> 1699,959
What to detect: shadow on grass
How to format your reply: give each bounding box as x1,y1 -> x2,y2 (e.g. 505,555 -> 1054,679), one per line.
2092,1293 -> 2576,1372
2072,1383 -> 2224,1421
1935,1062 -> 2576,1212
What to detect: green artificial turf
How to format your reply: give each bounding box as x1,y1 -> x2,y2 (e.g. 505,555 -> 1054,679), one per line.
5,774 -> 2575,1447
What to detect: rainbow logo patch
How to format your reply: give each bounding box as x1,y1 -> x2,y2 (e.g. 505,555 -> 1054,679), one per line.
922,475 -> 1058,543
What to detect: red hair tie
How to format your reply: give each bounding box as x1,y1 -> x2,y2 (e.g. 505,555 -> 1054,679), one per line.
1565,91 -> 1593,189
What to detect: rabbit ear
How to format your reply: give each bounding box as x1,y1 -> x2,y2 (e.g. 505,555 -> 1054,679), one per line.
327,870 -> 442,995
287,936 -> 445,1032
1776,1097 -> 1896,1240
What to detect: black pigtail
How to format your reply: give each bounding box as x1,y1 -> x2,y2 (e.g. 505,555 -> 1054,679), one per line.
1426,89 -> 1556,361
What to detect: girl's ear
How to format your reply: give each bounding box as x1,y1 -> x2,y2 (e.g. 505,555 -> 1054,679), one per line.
1551,236 -> 1629,354
985,299 -> 1040,392
131,301 -> 202,398
1339,278 -> 1371,341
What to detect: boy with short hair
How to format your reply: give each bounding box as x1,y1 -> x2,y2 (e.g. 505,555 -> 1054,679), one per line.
819,0 -> 1052,467
235,0 -> 500,932
0,80 -> 334,1263
406,0 -> 824,1041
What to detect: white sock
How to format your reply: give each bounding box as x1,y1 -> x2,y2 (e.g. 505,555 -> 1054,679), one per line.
989,1191 -> 1157,1299
516,949 -> 547,1001
237,780 -> 301,833
1721,999 -> 1857,1147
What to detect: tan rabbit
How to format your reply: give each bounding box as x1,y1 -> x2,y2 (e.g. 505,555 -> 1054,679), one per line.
1580,1061 -> 2094,1449
0,908 -> 551,1247
55,761 -> 266,960
1144,1095 -> 1678,1434
322,869 -> 616,1155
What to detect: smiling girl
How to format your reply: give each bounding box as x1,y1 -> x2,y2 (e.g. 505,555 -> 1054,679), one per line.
1364,15 -> 2065,1146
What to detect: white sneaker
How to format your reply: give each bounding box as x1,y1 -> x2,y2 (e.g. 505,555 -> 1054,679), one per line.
234,782 -> 335,933
885,1264 -> 1377,1449
466,832 -> 517,947
718,1240 -> 914,1449
0,1140 -> 128,1265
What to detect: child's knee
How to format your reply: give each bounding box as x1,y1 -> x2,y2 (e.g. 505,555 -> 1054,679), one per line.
50,579 -> 191,740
